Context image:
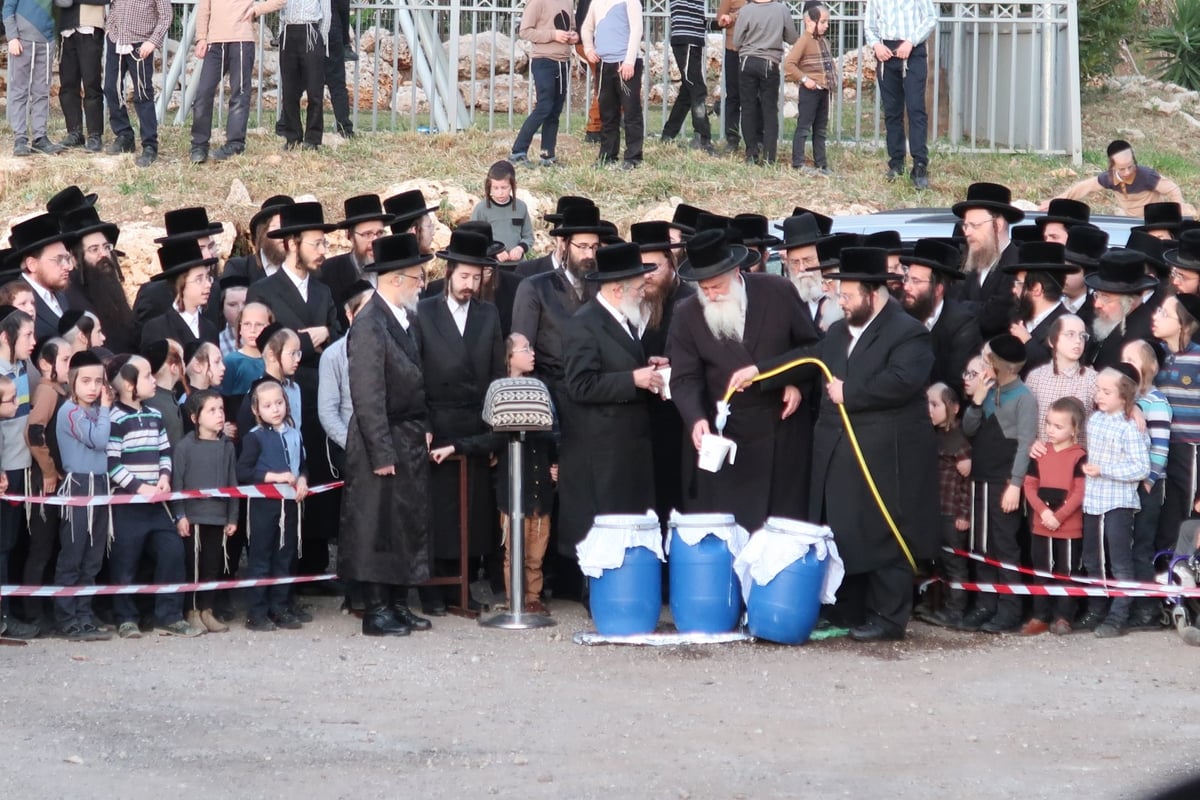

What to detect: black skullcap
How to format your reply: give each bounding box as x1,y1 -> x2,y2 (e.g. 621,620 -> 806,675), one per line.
1175,292 -> 1200,324
1107,139 -> 1134,159
0,305 -> 19,324
68,350 -> 103,370
987,333 -> 1026,365
183,339 -> 206,366
256,322 -> 284,353
105,353 -> 133,384
1110,362 -> 1141,386
57,309 -> 87,335
141,339 -> 170,375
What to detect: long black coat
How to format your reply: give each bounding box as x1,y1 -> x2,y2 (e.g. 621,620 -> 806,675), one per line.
140,305 -> 220,349
1020,302 -> 1067,376
516,253 -> 554,279
424,270 -> 523,337
955,242 -> 1019,339
760,300 -> 939,574
512,269 -> 588,390
416,296 -> 505,559
929,298 -> 982,396
339,293 -> 432,585
667,272 -> 818,532
559,300 -> 658,555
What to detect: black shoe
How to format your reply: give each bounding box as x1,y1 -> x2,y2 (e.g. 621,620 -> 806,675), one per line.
362,606 -> 410,636
886,166 -> 904,182
269,611 -> 303,630
584,131 -> 602,144
620,160 -> 639,171
246,616 -> 277,632
2,616 -> 41,639
210,143 -> 244,161
1127,609 -> 1163,630
106,135 -> 135,154
59,131 -> 86,148
13,139 -> 32,157
337,127 -> 356,139
911,163 -> 929,191
284,140 -> 301,151
302,142 -> 320,152
287,604 -> 313,623
84,135 -> 102,153
1076,610 -> 1105,631
849,621 -> 905,642
190,147 -> 208,164
924,608 -> 965,629
980,616 -> 1021,634
135,147 -> 157,167
31,136 -> 65,155
391,605 -> 432,631
344,48 -> 359,62
957,607 -> 993,632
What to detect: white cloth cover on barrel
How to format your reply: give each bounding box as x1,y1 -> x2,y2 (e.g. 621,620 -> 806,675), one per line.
733,517 -> 845,606
664,511 -> 750,557
576,511 -> 665,579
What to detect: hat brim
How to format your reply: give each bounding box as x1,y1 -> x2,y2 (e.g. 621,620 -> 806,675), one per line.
150,256 -> 219,281
584,262 -> 656,282
951,201 -> 1026,224
742,235 -> 783,249
268,222 -> 339,239
69,221 -> 120,244
822,270 -> 902,283
1000,263 -> 1081,276
1063,250 -> 1102,270
154,223 -> 225,245
636,239 -> 686,253
677,244 -> 751,282
548,223 -> 611,238
7,231 -> 80,267
364,252 -> 435,274
667,222 -> 695,235
775,235 -> 820,251
436,248 -> 498,267
900,255 -> 966,279
1165,249 -> 1200,273
1083,273 -> 1159,293
338,212 -> 396,230
1132,222 -> 1181,235
250,205 -> 290,233
389,205 -> 440,230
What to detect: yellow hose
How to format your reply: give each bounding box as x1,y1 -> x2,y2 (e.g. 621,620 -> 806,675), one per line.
722,357 -> 918,571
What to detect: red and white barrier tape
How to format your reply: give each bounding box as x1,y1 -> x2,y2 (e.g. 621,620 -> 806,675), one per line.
945,580 -> 1170,598
0,481 -> 344,508
0,573 -> 337,598
941,546 -> 1200,597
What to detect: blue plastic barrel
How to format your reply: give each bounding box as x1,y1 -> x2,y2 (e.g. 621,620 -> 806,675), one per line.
589,546 -> 663,635
669,532 -> 741,633
746,550 -> 829,645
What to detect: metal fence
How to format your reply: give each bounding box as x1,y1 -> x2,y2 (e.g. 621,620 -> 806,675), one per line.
156,0 -> 1081,162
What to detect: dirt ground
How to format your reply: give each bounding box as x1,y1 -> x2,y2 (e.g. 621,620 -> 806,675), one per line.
2,593 -> 1200,800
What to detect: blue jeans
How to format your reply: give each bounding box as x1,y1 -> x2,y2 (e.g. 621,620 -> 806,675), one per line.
109,504 -> 185,625
104,39 -> 158,150
512,57 -> 568,157
1083,507 -> 1137,625
189,41 -> 255,150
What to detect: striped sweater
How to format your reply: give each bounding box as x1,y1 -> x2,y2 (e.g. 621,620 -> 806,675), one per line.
107,401 -> 172,493
1155,343 -> 1200,445
668,0 -> 706,46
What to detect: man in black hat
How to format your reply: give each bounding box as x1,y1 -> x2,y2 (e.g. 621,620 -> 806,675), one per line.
1062,224 -> 1107,327
729,246 -> 939,641
730,213 -> 780,273
559,242 -> 663,561
1044,139 -> 1195,219
900,238 -> 978,393
951,182 -> 1025,339
518,195 -> 597,279
131,207 -> 225,345
1085,249 -> 1159,370
1167,229 -> 1200,298
384,189 -> 439,255
10,213 -> 79,341
667,229 -> 817,532
340,233 -> 435,637
318,194 -> 393,328
222,195 -> 295,285
425,220 -> 523,336
1035,198 -> 1090,245
416,230 -> 505,614
1132,202 -> 1185,242
1003,242 -> 1079,374
59,202 -> 136,354
140,238 -> 221,348
776,213 -> 824,324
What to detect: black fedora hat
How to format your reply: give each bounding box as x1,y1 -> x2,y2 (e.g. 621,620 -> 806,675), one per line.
1125,229 -> 1170,276
1085,249 -> 1158,294
338,194 -> 393,230
901,239 -> 966,280
548,205 -> 610,238
677,229 -> 749,282
367,233 -> 434,274
824,247 -> 898,283
384,190 -> 439,232
790,206 -> 833,235
864,230 -> 903,254
731,214 -> 782,249
1165,230 -> 1200,273
1036,198 -> 1090,229
1010,224 -> 1042,244
584,242 -> 656,282
6,213 -> 78,266
816,232 -> 862,270
219,274 -> 250,292
154,207 -> 224,245
952,182 -> 1026,224
776,213 -> 823,251
46,185 -> 97,215
436,229 -> 499,267
61,204 -> 119,244
1001,242 -> 1075,274
152,238 -> 218,281
455,220 -> 506,258
1063,224 -> 1108,270
545,195 -> 595,225
668,202 -> 706,235
1133,202 -> 1183,235
629,221 -> 685,253
249,195 -> 295,234
267,202 -> 338,239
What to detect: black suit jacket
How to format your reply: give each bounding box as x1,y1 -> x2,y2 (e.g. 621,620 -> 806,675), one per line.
929,298 -> 982,396
516,253 -> 555,279
140,305 -> 220,349
424,269 -> 523,337
511,269 -> 590,388
21,277 -> 68,342
246,268 -> 343,371
956,241 -> 1019,339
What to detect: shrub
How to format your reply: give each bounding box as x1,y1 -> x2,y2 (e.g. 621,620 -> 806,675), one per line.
1077,0 -> 1144,78
1146,0 -> 1200,89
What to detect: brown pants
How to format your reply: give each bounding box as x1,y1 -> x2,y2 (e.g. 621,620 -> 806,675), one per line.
576,45 -> 602,133
500,512 -> 551,605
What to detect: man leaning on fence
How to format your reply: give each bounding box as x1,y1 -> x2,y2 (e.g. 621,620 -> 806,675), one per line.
864,0 -> 936,190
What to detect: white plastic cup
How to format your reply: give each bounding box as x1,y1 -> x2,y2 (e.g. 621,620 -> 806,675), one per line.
697,433 -> 737,473
658,366 -> 672,400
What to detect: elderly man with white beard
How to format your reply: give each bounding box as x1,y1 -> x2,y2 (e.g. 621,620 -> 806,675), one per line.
1084,249 -> 1160,370
666,229 -> 818,532
776,212 -> 826,329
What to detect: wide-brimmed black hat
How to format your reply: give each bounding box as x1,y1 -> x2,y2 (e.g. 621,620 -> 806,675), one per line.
1010,225 -> 1042,245
219,274 -> 250,292
629,221 -> 684,253
338,194 -> 394,230
152,238 -> 218,282
790,206 -> 833,235
816,232 -> 862,270
776,213 -> 823,250
1132,202 -> 1184,236
1125,229 -> 1170,277
455,220 -> 506,257
1063,224 -> 1108,270
677,229 -> 749,282
901,239 -> 966,280
694,212 -> 731,234
584,242 -> 656,282
1036,199 -> 1091,230
1165,230 -> 1200,273
864,230 -> 903,254
61,204 -> 119,244
549,205 -> 610,238
268,202 -> 338,239
6,213 -> 79,266
154,207 -> 224,245
824,247 -> 898,283
384,190 -> 439,231
367,233 -> 434,275
668,203 -> 706,235
730,214 -> 781,249
339,278 -> 376,306
1002,242 -> 1078,276
436,229 -> 499,267
46,185 -> 97,215
952,182 -> 1026,224
1085,249 -> 1158,294
545,195 -> 595,225
249,195 -> 294,234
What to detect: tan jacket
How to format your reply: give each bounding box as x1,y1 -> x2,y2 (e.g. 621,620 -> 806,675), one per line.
784,31 -> 833,89
716,0 -> 746,51
519,0 -> 575,61
196,0 -> 286,44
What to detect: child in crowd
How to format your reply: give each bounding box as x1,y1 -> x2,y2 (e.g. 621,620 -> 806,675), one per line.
52,351 -> 113,640
105,354 -> 203,639
469,160 -> 533,263
4,0 -> 63,156
183,340 -> 226,396
961,335 -> 1038,633
1081,364 -> 1151,638
0,281 -> 36,319
218,276 -> 249,356
238,324 -> 302,437
221,300 -> 273,433
237,379 -> 308,632
141,340 -> 186,447
0,308 -> 37,638
1021,397 -> 1087,636
923,382 -> 971,629
0,373 -> 23,637
59,311 -> 108,356
172,389 -> 238,634
493,333 -> 558,614
784,1 -> 834,174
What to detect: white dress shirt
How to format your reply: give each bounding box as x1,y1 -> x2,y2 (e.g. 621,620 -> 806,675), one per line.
446,295 -> 469,336
283,264 -> 309,302
178,307 -> 201,339
26,276 -> 62,317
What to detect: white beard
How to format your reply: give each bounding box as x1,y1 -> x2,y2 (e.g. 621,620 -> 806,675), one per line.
791,271 -> 824,303
620,293 -> 645,329
1092,315 -> 1123,343
698,276 -> 748,342
819,292 -> 844,329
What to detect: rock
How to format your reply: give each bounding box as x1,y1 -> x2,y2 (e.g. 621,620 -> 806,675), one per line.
357,28 -> 413,70
782,100 -> 798,120
348,60 -> 395,110
1049,167 -> 1078,179
1180,111 -> 1200,130
1116,127 -> 1145,141
226,179 -> 253,207
64,755 -> 84,765
465,74 -> 530,114
646,82 -> 677,105
843,87 -> 857,101
444,31 -> 528,79
394,82 -> 430,115
1145,96 -> 1181,116
839,46 -> 877,87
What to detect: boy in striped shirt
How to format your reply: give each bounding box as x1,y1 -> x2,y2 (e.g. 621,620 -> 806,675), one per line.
105,354 -> 203,638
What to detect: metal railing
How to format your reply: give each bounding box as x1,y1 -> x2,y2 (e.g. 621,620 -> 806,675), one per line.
153,0 -> 1080,162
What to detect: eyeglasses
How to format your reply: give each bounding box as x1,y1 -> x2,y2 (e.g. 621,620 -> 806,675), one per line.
786,257 -> 820,270
43,253 -> 73,266
186,273 -> 215,286
302,238 -> 330,250
0,395 -> 16,405
962,370 -> 980,380
353,229 -> 387,240
901,275 -> 931,287
960,216 -> 997,232
837,291 -> 866,302
283,349 -> 303,359
84,242 -> 114,257
1011,279 -> 1025,290
398,273 -> 426,286
1172,269 -> 1199,281
1153,306 -> 1179,321
513,346 -> 533,354
1059,330 -> 1091,341
570,242 -> 601,253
